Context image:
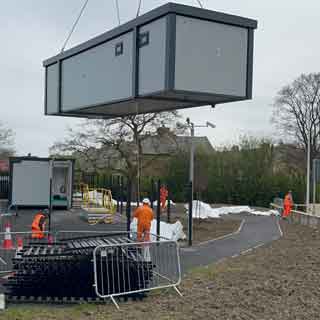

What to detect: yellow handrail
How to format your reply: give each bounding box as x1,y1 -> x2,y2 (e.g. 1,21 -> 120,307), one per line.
79,183 -> 115,213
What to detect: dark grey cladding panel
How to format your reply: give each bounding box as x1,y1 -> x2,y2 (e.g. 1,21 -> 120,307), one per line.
43,2 -> 257,66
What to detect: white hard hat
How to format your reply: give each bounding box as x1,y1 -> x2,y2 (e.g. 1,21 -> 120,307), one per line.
142,198 -> 151,205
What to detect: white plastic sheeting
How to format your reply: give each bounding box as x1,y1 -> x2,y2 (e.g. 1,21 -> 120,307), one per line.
185,201 -> 280,219
152,200 -> 176,207
112,200 -> 176,207
130,218 -> 186,241
87,192 -> 139,207
118,201 -> 142,207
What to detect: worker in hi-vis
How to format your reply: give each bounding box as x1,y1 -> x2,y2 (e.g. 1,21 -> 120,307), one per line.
31,210 -> 48,239
282,191 -> 293,219
160,184 -> 168,212
134,198 -> 154,242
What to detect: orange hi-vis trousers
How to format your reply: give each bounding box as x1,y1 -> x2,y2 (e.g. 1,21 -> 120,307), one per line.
137,221 -> 151,242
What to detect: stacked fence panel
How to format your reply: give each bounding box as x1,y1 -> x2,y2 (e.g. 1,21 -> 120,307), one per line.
0,231 -> 181,302
0,176 -> 9,199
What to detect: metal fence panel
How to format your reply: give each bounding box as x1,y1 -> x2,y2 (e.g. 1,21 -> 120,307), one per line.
0,231 -> 53,273
93,240 -> 181,299
0,176 -> 9,199
0,228 -> 182,308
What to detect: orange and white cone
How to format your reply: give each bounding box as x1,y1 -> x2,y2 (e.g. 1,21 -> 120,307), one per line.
3,223 -> 13,250
17,237 -> 23,251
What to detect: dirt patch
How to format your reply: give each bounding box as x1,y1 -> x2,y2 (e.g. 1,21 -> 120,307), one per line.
169,203 -> 241,244
2,221 -> 320,320
179,217 -> 240,244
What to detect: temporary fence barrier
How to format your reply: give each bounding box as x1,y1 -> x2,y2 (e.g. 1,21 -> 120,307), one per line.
0,229 -> 182,308
0,231 -> 52,274
55,230 -> 126,241
93,238 -> 182,309
0,176 -> 9,200
0,230 -> 126,274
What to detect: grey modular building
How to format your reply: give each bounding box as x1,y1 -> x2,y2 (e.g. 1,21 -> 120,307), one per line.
43,2 -> 257,119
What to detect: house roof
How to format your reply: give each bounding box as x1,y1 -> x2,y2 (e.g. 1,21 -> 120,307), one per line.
141,135 -> 214,155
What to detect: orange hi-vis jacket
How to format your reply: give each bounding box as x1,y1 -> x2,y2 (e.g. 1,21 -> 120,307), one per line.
160,187 -> 168,209
31,213 -> 46,239
283,194 -> 293,218
134,204 -> 154,241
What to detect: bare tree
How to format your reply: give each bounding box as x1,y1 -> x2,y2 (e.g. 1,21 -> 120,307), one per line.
0,121 -> 15,157
50,111 -> 184,198
273,73 -> 320,159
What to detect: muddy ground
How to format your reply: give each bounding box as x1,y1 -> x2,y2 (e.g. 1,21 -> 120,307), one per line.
2,220 -> 320,320
182,217 -> 240,244
169,204 -> 241,244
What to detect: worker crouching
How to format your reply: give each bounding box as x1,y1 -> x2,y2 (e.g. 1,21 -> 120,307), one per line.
134,198 -> 154,242
31,210 -> 48,239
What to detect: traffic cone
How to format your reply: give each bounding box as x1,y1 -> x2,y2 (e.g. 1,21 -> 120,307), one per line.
3,223 -> 13,249
17,237 -> 23,251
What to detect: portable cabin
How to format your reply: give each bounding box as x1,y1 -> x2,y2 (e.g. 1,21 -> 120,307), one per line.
9,157 -> 74,209
43,2 -> 257,119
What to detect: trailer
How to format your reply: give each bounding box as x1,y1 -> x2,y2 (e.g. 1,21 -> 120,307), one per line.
43,2 -> 257,119
9,157 -> 74,209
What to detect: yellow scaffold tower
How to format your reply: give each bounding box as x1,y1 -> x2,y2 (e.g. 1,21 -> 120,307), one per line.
79,183 -> 116,224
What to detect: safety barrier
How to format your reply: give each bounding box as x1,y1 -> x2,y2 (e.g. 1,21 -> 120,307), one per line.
55,230 -> 121,241
0,231 -> 51,274
270,202 -> 320,228
0,230 -> 128,274
0,229 -> 182,308
271,198 -> 308,213
0,230 -> 182,297
0,176 -> 9,199
93,238 -> 182,309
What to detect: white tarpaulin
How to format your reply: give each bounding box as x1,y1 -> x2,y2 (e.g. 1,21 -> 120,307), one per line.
152,200 -> 176,207
130,218 -> 186,241
185,201 -> 280,219
111,200 -> 176,207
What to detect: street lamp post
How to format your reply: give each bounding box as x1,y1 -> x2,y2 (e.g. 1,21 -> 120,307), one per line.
186,119 -> 216,197
306,132 -> 311,213
189,122 -> 195,202
186,118 -> 215,246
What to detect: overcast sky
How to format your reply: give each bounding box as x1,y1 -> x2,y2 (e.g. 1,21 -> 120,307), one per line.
0,0 -> 319,156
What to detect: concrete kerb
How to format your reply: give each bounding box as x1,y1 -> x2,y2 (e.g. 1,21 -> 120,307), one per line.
195,218 -> 245,247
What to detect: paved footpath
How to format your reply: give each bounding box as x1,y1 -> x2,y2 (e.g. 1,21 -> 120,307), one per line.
180,214 -> 282,273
